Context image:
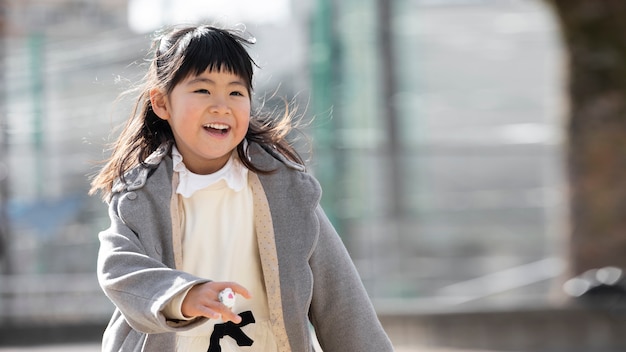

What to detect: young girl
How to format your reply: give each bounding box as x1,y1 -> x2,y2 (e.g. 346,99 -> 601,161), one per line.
90,24 -> 394,352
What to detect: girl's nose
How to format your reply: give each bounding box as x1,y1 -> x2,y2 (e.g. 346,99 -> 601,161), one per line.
209,100 -> 230,114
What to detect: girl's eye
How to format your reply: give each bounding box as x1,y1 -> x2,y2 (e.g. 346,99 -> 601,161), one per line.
230,91 -> 245,97
194,89 -> 210,94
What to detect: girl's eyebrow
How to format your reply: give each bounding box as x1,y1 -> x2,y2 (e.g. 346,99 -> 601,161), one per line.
187,77 -> 246,87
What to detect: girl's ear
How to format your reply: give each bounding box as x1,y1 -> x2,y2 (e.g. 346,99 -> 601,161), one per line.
150,88 -> 170,120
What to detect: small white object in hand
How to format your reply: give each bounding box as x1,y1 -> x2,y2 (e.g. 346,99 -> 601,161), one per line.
218,288 -> 236,309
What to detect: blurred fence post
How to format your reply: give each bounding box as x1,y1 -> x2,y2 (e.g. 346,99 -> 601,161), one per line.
377,0 -> 402,219
0,0 -> 10,277
310,0 -> 342,230
28,32 -> 45,197
0,0 -> 12,324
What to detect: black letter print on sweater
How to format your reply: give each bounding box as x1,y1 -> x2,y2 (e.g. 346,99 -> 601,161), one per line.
207,310 -> 255,352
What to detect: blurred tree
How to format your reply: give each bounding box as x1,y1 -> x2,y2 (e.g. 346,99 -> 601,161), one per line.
547,1 -> 626,276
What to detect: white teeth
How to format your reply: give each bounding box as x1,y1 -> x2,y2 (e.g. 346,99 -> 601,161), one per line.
204,123 -> 229,130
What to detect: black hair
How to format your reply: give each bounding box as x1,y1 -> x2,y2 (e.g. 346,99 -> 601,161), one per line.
90,24 -> 303,200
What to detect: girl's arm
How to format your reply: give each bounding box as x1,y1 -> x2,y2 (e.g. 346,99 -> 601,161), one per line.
308,206 -> 395,351
97,195 -> 209,334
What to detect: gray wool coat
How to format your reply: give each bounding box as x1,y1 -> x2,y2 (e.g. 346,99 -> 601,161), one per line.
96,141 -> 394,352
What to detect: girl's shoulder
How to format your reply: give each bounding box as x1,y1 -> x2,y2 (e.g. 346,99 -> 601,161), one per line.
250,142 -> 322,200
111,142 -> 172,194
249,142 -> 306,173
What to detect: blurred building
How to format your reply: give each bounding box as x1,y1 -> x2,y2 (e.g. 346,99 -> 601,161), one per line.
311,0 -> 566,308
0,0 -> 314,326
0,0 -> 574,349
4,0 -> 128,35
1,0 -> 141,324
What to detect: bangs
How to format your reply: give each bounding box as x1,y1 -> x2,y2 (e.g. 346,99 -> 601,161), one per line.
161,26 -> 255,93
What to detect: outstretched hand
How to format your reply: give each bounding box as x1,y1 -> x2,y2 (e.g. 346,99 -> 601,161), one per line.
181,281 -> 251,323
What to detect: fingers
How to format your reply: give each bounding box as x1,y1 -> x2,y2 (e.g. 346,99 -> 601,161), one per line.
214,282 -> 251,323
181,281 -> 251,323
221,281 -> 252,300
219,307 -> 243,324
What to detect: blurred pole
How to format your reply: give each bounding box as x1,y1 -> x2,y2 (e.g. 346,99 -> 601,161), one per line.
29,32 -> 44,197
546,0 -> 626,277
0,0 -> 10,276
310,0 -> 341,230
377,0 -> 403,218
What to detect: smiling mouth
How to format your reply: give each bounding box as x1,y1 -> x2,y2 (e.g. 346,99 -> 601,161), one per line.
203,123 -> 230,135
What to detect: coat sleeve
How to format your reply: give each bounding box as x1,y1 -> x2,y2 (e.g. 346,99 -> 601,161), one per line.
97,194 -> 209,334
308,206 -> 395,351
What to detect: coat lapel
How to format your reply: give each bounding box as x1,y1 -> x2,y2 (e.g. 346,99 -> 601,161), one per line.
249,172 -> 291,352
249,143 -> 322,350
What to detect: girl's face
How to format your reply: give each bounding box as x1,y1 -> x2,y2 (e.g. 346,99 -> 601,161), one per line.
151,70 -> 251,174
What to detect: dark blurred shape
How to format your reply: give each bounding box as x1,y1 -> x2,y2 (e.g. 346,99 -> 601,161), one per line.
563,266 -> 626,308
549,0 -> 626,276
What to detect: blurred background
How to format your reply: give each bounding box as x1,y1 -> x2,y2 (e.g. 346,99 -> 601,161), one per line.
1,0 -> 625,351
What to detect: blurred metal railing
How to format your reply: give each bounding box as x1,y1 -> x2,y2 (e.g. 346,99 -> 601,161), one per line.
0,273 -> 112,324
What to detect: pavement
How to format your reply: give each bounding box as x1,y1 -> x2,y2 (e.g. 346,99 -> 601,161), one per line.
0,345 -> 100,352
0,344 -> 499,352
